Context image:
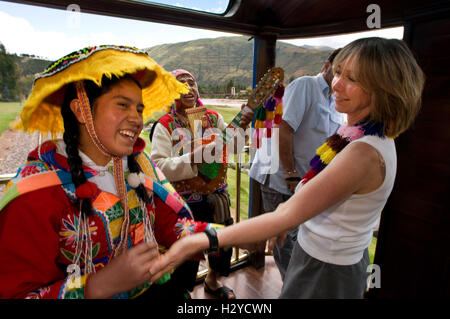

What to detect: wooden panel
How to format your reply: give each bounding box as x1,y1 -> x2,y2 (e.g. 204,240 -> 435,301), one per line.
368,15 -> 450,299
369,208 -> 450,298
247,35 -> 277,269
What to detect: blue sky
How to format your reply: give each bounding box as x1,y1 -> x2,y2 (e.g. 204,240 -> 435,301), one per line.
138,0 -> 230,14
0,1 -> 403,60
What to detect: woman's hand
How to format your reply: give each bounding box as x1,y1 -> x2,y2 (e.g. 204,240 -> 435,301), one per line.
85,242 -> 159,299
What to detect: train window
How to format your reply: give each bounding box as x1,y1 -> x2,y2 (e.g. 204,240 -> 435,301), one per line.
132,0 -> 231,15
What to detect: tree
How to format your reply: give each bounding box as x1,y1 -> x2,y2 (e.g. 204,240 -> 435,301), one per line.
0,43 -> 19,101
225,79 -> 234,94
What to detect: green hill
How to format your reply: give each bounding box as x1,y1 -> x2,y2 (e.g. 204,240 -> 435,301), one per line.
0,46 -> 51,101
13,54 -> 52,77
7,37 -> 332,100
13,55 -> 51,100
146,36 -> 254,87
146,36 -> 332,88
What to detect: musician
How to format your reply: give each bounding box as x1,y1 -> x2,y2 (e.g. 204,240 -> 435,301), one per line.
150,69 -> 253,299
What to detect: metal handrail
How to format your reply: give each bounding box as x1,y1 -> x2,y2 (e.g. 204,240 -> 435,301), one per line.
0,173 -> 15,185
196,149 -> 251,279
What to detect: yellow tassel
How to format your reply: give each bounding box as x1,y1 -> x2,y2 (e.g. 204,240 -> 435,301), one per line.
316,143 -> 330,155
319,148 -> 337,164
255,120 -> 265,129
266,111 -> 274,121
275,102 -> 283,115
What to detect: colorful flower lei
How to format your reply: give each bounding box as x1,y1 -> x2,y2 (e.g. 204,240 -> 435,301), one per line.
301,121 -> 385,185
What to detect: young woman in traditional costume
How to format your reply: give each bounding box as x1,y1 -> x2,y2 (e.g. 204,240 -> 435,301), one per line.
149,37 -> 425,298
150,69 -> 253,299
0,46 -> 218,299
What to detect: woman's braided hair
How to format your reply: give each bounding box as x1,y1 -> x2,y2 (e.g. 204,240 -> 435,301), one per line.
61,75 -> 151,216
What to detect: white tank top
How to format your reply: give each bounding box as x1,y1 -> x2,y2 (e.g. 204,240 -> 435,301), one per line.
297,135 -> 397,265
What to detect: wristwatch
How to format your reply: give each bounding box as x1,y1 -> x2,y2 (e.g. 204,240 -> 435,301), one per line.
204,228 -> 219,254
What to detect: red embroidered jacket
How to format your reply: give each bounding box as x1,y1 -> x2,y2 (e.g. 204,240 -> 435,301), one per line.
0,139 -> 214,299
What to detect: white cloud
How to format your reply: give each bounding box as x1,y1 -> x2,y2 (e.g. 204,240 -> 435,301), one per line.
1,8 -> 237,59
0,11 -> 89,59
0,10 -> 126,60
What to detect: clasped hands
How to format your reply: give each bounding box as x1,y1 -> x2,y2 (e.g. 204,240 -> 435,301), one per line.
85,241 -> 161,298
147,234 -> 288,283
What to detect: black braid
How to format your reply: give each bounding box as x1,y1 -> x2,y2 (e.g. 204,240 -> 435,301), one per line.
127,155 -> 151,204
61,83 -> 93,216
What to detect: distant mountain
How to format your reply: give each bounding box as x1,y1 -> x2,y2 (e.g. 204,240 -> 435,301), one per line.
146,36 -> 332,88
13,54 -> 51,77
12,54 -> 51,100
275,41 -> 332,82
298,44 -> 335,51
10,36 -> 333,100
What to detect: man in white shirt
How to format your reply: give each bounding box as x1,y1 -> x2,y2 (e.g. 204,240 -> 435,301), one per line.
249,49 -> 345,279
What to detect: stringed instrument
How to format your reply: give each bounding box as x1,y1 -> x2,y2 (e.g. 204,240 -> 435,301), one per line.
174,67 -> 284,194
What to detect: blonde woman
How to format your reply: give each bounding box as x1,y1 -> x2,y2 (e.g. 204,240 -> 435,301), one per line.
149,37 -> 425,299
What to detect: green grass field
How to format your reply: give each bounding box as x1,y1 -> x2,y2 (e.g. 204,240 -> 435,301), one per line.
369,236 -> 377,264
0,102 -> 22,136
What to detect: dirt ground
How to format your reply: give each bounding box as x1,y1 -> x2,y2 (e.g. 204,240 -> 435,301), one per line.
0,128 -> 40,174
0,125 -> 41,195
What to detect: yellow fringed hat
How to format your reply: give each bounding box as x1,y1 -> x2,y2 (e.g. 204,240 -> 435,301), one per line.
14,45 -> 189,137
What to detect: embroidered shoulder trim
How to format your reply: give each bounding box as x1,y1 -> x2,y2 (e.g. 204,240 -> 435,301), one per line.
0,164 -> 64,211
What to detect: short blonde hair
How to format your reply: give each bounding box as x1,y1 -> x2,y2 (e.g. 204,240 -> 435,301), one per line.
333,37 -> 425,137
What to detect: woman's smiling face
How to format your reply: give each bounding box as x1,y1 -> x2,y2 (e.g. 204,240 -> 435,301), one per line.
332,55 -> 372,125
91,78 -> 144,158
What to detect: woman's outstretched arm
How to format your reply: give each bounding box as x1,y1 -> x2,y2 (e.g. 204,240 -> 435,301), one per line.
149,141 -> 382,280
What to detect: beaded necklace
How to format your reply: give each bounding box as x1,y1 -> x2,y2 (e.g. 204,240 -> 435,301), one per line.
301,121 -> 385,185
170,105 -> 190,129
